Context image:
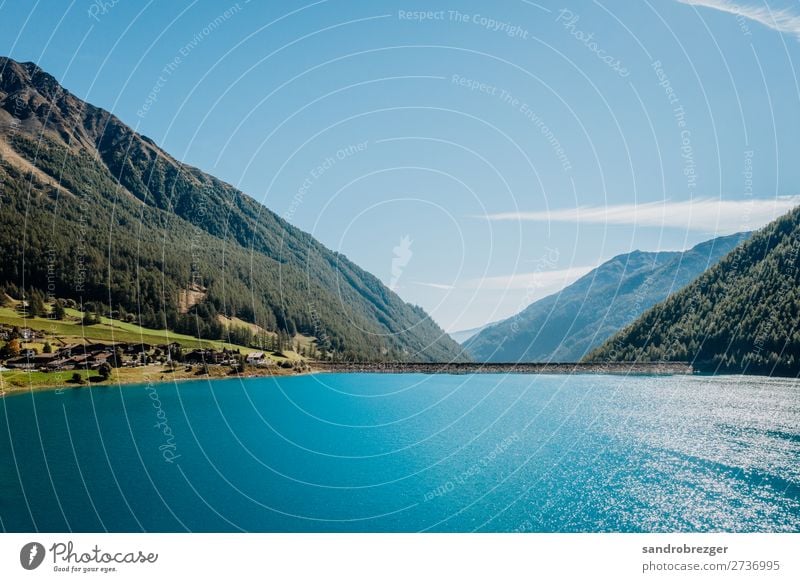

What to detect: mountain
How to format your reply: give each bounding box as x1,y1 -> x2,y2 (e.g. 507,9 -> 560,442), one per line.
449,322 -> 495,344
0,57 -> 463,362
464,232 -> 749,362
587,206 -> 800,375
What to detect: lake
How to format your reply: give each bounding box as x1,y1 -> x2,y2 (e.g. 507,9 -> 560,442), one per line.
0,373 -> 798,532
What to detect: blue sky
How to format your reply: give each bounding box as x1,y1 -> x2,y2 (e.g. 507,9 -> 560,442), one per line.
2,0 -> 799,331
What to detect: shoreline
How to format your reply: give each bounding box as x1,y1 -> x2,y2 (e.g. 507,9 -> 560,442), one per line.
0,364 -> 317,398
1,360 -> 694,397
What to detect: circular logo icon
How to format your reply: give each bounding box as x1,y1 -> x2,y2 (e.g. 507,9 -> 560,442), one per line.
20,542 -> 46,570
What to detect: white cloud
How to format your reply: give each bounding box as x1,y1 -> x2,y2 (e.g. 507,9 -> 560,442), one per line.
466,265 -> 595,291
677,0 -> 800,37
483,196 -> 800,234
412,281 -> 455,290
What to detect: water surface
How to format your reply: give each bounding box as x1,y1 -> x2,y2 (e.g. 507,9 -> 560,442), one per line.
0,373 -> 798,532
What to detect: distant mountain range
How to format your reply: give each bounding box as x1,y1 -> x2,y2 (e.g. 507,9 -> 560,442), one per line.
449,323 -> 495,344
588,206 -> 800,375
0,57 -> 463,362
464,232 -> 750,363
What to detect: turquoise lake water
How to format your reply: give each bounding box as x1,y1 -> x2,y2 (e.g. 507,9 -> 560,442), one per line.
0,373 -> 798,532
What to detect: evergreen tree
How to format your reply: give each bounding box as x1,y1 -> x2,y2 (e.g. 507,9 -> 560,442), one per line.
53,300 -> 66,320
28,288 -> 46,318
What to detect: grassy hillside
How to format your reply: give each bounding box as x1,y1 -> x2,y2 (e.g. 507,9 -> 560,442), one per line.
0,306 -> 254,352
0,299 -> 311,394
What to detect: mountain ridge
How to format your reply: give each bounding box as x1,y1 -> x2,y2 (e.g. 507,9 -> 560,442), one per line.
587,206 -> 800,375
0,56 -> 464,362
465,232 -> 750,362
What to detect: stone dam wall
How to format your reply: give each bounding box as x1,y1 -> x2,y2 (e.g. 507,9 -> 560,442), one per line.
313,362 -> 693,375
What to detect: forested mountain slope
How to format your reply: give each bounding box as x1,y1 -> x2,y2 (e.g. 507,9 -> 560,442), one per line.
0,57 -> 463,361
465,233 -> 748,362
587,206 -> 800,375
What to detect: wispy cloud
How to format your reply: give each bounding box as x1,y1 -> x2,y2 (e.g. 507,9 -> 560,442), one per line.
677,0 -> 800,37
483,196 -> 800,234
465,265 -> 594,291
410,267 -> 592,294
412,281 -> 455,290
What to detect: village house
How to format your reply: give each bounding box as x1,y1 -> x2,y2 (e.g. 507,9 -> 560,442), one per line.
4,356 -> 35,370
82,342 -> 116,353
184,349 -> 219,364
184,348 -> 238,365
3,352 -> 54,370
125,343 -> 151,355
89,351 -> 113,369
55,343 -> 82,358
46,357 -> 74,371
68,354 -> 92,368
245,351 -> 275,367
32,353 -> 59,365
183,349 -> 208,364
157,342 -> 182,352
